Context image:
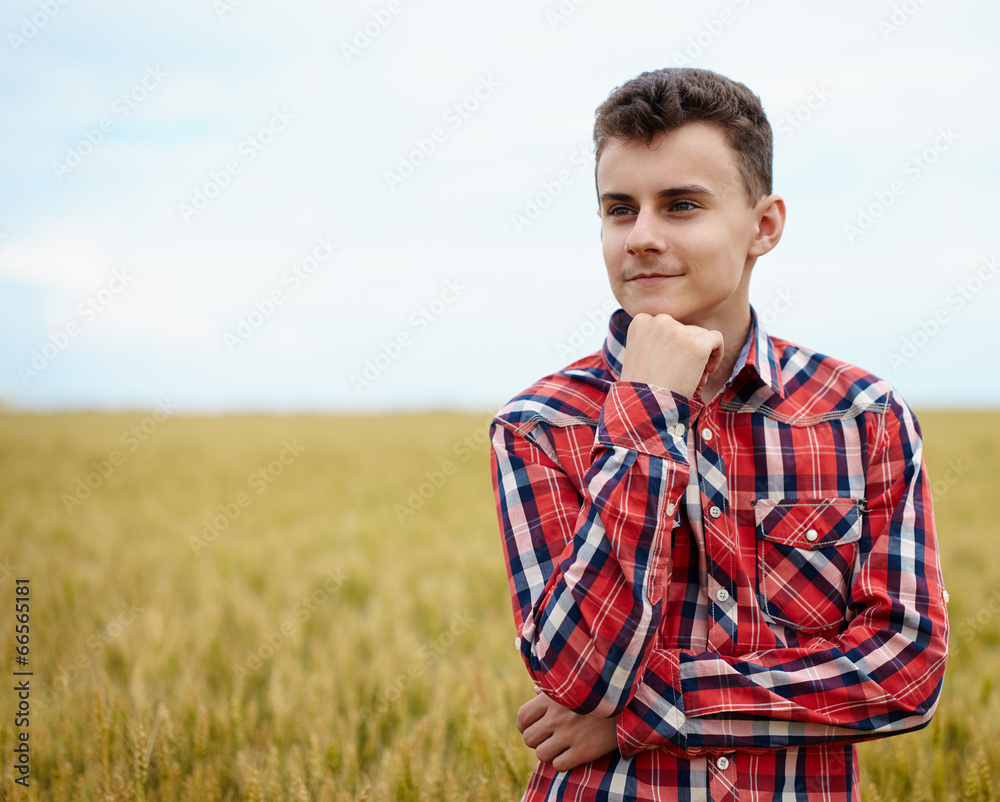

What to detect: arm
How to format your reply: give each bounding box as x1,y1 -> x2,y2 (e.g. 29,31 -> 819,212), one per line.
615,390 -> 949,757
491,380 -> 697,716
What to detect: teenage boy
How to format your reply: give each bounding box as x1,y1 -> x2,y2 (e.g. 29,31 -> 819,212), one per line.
489,68 -> 948,801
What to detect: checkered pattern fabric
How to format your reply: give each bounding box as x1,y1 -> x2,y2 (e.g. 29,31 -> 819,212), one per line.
491,308 -> 948,801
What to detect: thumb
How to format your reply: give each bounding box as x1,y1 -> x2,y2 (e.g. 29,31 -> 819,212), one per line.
703,333 -> 725,377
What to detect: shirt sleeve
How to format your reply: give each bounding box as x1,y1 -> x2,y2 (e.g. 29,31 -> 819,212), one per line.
616,389 -> 949,757
491,381 -> 699,717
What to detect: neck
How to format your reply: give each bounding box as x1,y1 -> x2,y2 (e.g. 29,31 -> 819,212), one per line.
698,306 -> 752,403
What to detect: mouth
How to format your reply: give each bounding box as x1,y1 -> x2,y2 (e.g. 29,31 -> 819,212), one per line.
625,272 -> 684,284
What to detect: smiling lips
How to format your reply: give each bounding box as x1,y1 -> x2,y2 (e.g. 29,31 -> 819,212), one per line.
625,271 -> 684,283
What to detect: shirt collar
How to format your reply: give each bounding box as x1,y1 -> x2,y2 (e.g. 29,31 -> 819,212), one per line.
602,308 -> 631,379
601,306 -> 785,400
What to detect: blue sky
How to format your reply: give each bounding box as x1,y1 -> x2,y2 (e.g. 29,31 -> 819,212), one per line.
1,0 -> 998,413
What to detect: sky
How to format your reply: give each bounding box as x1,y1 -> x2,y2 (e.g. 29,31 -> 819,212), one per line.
1,0 -> 998,414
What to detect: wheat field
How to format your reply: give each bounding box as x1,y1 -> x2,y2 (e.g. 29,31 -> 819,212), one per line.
0,410 -> 997,800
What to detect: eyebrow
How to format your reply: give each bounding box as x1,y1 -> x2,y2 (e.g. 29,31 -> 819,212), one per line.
599,184 -> 715,203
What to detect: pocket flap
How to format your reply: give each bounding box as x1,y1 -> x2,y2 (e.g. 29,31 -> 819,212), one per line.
753,498 -> 862,550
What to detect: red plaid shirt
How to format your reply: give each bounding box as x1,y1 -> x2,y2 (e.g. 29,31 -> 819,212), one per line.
490,308 -> 948,801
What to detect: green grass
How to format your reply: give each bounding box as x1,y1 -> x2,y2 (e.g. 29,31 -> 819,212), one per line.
0,410 -> 996,800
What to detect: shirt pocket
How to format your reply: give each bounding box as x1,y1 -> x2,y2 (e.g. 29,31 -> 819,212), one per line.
753,497 -> 862,633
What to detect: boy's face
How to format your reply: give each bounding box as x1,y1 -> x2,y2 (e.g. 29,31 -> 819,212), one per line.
597,121 -> 771,328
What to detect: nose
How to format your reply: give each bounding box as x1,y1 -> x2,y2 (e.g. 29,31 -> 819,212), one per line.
625,209 -> 665,256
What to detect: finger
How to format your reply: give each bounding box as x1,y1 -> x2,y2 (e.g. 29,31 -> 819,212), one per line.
551,748 -> 578,773
521,718 -> 554,750
516,695 -> 547,733
534,735 -> 569,765
703,332 -> 725,376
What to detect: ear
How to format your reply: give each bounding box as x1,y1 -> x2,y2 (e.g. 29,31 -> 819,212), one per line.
748,194 -> 785,258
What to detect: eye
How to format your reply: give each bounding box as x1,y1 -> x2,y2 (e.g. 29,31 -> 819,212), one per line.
607,204 -> 635,217
670,200 -> 699,212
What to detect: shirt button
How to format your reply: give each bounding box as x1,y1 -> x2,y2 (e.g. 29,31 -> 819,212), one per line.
666,503 -> 676,517
701,428 -> 713,441
805,529 -> 819,542
709,505 -> 722,519
716,755 -> 730,770
514,636 -> 521,650
715,588 -> 730,603
674,423 -> 686,437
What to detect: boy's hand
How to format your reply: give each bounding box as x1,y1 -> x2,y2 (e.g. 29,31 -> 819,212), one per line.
517,690 -> 620,771
620,313 -> 724,397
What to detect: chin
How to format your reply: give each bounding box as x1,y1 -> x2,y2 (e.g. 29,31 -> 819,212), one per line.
623,299 -> 691,321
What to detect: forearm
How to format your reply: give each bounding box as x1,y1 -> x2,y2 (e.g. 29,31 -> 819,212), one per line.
617,393 -> 949,756
495,381 -> 699,716
618,619 -> 947,757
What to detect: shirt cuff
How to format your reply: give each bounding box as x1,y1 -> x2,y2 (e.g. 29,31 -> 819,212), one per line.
597,382 -> 700,462
616,649 -> 687,757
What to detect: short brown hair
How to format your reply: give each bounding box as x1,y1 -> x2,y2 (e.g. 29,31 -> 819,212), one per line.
593,68 -> 773,204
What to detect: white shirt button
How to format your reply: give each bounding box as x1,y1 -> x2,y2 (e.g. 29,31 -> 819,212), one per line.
666,503 -> 676,517
701,428 -> 713,441
709,505 -> 722,519
674,423 -> 686,437
514,636 -> 521,650
716,755 -> 730,770
715,588 -> 730,603
805,529 -> 819,542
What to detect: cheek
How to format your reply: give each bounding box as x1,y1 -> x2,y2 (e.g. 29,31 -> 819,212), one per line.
685,229 -> 745,274
601,234 -> 619,269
